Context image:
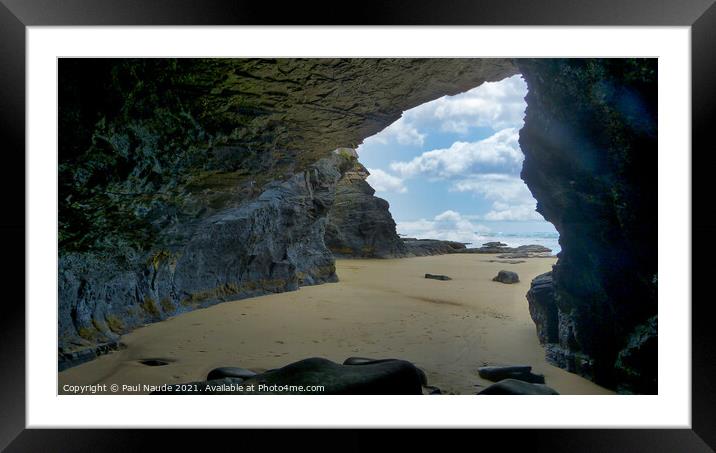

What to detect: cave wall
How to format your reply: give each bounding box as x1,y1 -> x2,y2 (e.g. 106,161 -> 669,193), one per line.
58,58 -> 517,367
518,59 -> 657,393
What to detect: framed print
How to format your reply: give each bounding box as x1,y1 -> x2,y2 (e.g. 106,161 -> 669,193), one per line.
1,0 -> 713,450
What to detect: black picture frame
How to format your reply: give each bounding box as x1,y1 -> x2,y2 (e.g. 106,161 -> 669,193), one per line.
1,0 -> 712,450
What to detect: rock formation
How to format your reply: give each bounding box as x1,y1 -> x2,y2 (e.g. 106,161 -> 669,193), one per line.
402,238 -> 468,256
58,58 -> 657,394
324,152 -> 407,258
58,58 -> 517,368
518,59 -> 657,393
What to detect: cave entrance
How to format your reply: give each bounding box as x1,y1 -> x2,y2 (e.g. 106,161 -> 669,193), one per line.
325,74 -> 560,259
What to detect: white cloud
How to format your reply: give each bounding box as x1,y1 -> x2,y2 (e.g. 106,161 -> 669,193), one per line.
397,210 -> 491,244
451,173 -> 531,201
389,128 -> 523,179
364,117 -> 426,147
360,74 -> 527,148
366,168 -> 407,194
451,174 -> 544,221
484,205 -> 544,221
403,74 -> 527,135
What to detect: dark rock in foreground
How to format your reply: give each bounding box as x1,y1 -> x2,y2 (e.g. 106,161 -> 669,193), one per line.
206,367 -> 258,381
527,272 -> 595,381
478,365 -> 545,384
343,356 -> 428,385
478,379 -> 559,395
153,357 -> 424,395
493,270 -> 520,284
425,273 -> 451,281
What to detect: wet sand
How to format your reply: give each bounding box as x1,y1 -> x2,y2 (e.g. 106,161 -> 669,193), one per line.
59,254 -> 613,395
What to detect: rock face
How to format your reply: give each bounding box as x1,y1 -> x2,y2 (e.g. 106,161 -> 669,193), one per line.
324,153 -> 407,258
526,272 -> 559,346
518,59 -> 657,392
58,152 -> 352,366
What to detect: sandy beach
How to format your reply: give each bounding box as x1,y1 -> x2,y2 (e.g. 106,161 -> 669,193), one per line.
59,254 -> 612,395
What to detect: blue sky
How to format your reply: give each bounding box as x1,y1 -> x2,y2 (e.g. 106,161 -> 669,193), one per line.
356,74 -> 558,246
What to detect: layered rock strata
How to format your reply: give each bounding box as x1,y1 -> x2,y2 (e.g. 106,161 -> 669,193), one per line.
324,151 -> 408,258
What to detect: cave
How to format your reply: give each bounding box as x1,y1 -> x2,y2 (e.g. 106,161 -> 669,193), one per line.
57,58 -> 657,394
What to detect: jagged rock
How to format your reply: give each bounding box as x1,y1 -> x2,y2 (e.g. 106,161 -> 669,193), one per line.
206,367 -> 258,381
343,357 -> 428,385
153,357 -> 425,394
518,59 -> 657,391
425,274 -> 452,281
482,241 -> 508,248
614,316 -> 657,394
477,365 -> 545,384
526,272 -> 558,345
58,152 -> 351,360
478,379 -> 559,395
403,239 -> 467,256
325,159 -> 407,258
493,270 -> 520,284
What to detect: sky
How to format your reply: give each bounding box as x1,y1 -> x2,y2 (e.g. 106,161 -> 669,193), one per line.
356,74 -> 559,249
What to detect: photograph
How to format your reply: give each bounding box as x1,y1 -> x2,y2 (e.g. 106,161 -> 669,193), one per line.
56,57 -> 657,397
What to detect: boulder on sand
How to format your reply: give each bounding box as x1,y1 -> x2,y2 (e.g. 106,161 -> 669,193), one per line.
478,378 -> 559,395
493,270 -> 519,284
425,273 -> 451,281
477,365 -> 545,384
207,366 -> 258,381
343,357 -> 428,385
153,357 -> 424,395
